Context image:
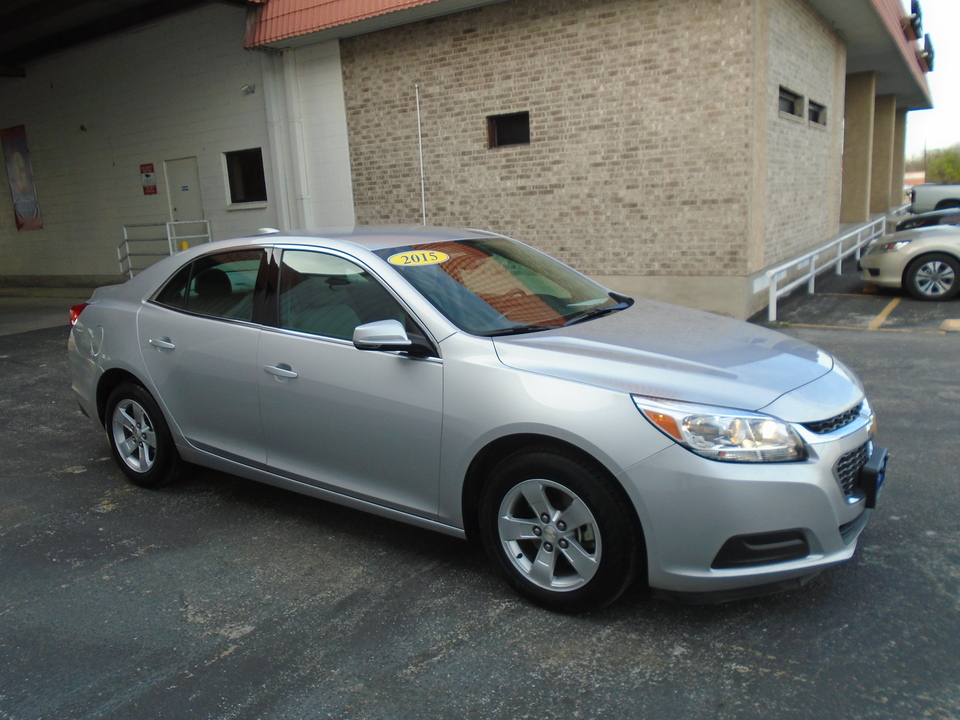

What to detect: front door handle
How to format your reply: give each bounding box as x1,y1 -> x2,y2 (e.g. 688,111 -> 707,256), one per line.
148,337 -> 176,350
263,364 -> 298,379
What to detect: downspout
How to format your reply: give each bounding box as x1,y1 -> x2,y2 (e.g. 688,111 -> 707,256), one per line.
416,84 -> 427,225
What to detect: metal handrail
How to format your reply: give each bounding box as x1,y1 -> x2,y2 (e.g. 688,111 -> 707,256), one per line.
764,206 -> 909,322
118,220 -> 211,277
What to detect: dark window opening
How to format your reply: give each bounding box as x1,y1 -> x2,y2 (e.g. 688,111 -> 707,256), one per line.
808,101 -> 827,126
225,148 -> 267,204
778,87 -> 803,117
487,112 -> 530,148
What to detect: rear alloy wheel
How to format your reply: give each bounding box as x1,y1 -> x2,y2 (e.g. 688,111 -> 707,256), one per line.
480,449 -> 641,612
904,253 -> 960,301
106,382 -> 185,488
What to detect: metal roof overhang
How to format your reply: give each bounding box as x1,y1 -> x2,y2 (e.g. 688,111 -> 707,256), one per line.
247,0 -> 932,110
0,0 -> 245,78
806,0 -> 932,110
245,0 -> 511,49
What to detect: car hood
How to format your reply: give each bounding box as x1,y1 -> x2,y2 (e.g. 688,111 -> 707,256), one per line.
492,300 -> 837,415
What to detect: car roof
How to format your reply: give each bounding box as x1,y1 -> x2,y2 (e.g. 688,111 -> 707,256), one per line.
240,225 -> 504,251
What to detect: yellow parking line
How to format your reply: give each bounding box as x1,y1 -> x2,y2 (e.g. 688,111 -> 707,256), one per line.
868,298 -> 901,330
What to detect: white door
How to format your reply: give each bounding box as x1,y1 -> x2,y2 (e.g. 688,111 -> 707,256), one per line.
164,156 -> 204,221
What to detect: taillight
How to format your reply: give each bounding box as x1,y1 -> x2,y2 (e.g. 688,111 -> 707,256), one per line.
69,303 -> 89,326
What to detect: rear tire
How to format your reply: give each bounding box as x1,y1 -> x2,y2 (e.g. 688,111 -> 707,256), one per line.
105,382 -> 185,488
479,448 -> 642,612
904,253 -> 960,301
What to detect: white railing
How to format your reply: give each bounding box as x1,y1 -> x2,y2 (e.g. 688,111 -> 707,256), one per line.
118,220 -> 211,278
764,206 -> 909,322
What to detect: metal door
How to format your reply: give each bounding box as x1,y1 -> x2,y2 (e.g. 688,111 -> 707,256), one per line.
164,156 -> 204,221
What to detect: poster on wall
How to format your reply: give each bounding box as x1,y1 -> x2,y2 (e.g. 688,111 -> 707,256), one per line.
141,163 -> 157,195
1,124 -> 43,231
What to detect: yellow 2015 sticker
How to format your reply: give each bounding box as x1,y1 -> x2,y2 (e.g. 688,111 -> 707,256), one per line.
388,250 -> 449,267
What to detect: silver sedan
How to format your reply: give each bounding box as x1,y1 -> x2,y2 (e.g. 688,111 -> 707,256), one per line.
69,226 -> 887,611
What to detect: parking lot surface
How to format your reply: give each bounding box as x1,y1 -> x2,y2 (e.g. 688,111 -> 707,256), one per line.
2,280 -> 959,719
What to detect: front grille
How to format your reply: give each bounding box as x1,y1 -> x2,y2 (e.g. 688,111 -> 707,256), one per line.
803,403 -> 863,434
835,442 -> 870,497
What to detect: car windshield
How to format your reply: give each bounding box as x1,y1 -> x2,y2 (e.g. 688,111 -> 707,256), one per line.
374,237 -> 629,336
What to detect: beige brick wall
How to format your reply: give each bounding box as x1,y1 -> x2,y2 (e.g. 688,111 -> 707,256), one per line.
341,0 -> 757,279
339,0 -> 846,316
764,0 -> 845,267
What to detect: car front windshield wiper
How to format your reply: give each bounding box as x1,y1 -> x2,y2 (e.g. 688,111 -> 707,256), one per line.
484,323 -> 556,337
563,300 -> 631,326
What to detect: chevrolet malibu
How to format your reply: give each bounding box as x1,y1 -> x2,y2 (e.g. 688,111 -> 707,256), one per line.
68,226 -> 887,611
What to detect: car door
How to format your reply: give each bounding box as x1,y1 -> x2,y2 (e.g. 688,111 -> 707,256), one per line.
256,248 -> 443,517
138,248 -> 267,464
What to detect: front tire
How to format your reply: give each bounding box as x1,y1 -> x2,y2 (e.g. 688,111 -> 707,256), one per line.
904,253 -> 960,301
105,382 -> 185,488
479,448 -> 642,612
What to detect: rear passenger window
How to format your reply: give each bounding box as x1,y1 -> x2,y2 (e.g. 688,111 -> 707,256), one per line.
154,249 -> 264,322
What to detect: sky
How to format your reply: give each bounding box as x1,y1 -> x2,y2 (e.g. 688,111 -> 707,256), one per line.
904,0 -> 960,157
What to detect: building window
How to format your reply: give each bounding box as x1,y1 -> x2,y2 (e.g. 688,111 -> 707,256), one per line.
487,112 -> 530,148
225,148 -> 267,204
808,101 -> 827,127
778,87 -> 803,118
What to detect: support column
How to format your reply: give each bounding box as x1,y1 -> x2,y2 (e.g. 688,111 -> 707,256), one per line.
870,95 -> 897,213
891,108 -> 908,207
840,73 -> 876,223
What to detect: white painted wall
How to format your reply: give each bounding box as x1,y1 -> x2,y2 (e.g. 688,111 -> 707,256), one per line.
0,4 -> 277,280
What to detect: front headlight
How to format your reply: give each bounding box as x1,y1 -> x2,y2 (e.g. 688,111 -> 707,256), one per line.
866,238 -> 912,254
632,396 -> 806,463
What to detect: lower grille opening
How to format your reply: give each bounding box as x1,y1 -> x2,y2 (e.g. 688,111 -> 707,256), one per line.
712,530 -> 810,569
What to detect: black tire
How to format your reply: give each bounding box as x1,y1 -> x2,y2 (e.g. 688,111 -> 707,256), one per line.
105,382 -> 186,488
479,448 -> 642,612
904,253 -> 960,301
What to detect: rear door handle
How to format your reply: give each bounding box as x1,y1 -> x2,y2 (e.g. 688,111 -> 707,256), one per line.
263,364 -> 298,379
148,337 -> 176,350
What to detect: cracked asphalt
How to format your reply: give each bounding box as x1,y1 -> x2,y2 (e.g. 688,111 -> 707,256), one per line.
1,275 -> 959,720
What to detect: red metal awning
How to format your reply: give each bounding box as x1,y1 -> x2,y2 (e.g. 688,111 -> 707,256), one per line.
245,0 -> 442,47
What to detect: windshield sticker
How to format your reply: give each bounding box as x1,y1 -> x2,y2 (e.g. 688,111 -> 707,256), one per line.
388,250 -> 449,267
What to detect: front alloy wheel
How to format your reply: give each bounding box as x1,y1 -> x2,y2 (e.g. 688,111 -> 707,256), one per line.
480,448 -> 642,612
905,253 -> 960,301
497,479 -> 602,593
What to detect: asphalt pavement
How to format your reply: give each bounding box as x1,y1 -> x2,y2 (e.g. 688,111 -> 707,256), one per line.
1,276 -> 959,719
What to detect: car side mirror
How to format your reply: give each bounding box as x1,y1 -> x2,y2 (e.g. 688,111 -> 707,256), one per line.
353,320 -> 433,356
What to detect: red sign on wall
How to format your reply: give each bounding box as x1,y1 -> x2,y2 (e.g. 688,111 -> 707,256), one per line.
141,163 -> 157,195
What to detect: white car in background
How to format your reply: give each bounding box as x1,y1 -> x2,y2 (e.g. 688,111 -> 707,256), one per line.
861,224 -> 960,301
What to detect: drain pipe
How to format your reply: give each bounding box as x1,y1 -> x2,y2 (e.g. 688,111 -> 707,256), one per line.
416,84 -> 426,225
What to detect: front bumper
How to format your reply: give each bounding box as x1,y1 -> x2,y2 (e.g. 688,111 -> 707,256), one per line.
618,412 -> 885,596
860,251 -> 907,289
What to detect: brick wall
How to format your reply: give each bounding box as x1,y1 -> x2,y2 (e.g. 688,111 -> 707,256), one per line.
341,0 -> 759,279
764,0 -> 845,266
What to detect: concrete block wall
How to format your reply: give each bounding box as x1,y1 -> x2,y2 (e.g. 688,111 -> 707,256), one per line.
340,0 -> 759,283
0,4 -> 275,282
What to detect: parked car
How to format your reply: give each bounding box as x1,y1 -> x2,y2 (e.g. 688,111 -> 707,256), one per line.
895,208 -> 960,232
68,226 -> 887,611
861,224 -> 960,301
909,184 -> 960,214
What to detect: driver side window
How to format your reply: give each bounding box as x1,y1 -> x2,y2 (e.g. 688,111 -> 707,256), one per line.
278,250 -> 410,341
